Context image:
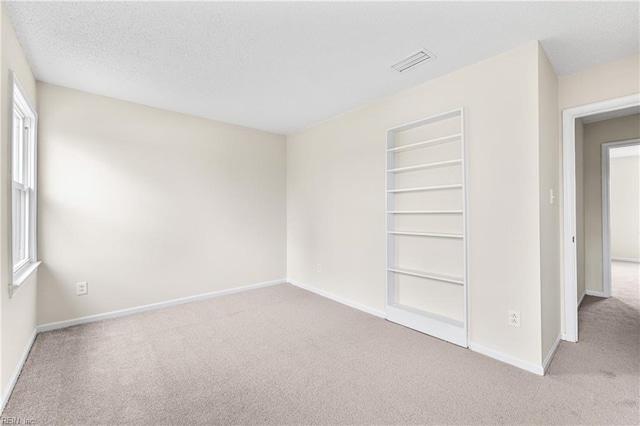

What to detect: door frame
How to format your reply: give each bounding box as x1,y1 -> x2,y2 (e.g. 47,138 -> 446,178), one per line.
601,138 -> 640,298
561,93 -> 640,343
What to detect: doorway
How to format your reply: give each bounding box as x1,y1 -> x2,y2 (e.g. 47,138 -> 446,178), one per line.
561,93 -> 640,343
602,140 -> 640,298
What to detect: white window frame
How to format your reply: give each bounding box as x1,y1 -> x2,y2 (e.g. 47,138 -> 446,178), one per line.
10,72 -> 40,297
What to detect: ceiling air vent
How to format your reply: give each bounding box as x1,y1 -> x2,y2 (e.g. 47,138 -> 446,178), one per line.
391,49 -> 435,73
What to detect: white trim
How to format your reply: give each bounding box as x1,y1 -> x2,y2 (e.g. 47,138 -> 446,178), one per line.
386,109 -> 461,133
609,144 -> 640,158
602,143 -> 611,298
385,118 -> 396,315
10,261 -> 41,294
468,342 -> 544,376
602,138 -> 640,298
561,93 -> 640,343
0,329 -> 37,413
461,108 -> 469,346
288,280 -> 386,318
612,257 -> 640,263
542,333 -> 562,373
586,289 -> 608,298
37,279 -> 286,333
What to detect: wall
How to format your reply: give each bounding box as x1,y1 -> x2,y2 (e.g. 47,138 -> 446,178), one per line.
610,154 -> 640,261
537,45 -> 560,360
288,42 -> 546,367
581,114 -> 640,293
0,6 -> 39,401
36,83 -> 286,325
558,54 -> 640,111
575,119 -> 585,301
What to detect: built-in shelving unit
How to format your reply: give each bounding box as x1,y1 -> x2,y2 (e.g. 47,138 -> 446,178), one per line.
385,108 -> 467,347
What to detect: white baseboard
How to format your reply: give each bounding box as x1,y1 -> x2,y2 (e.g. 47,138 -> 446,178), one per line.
586,289 -> 607,298
37,278 -> 287,333
542,333 -> 562,373
288,279 -> 386,318
1,329 -> 37,413
468,342 -> 544,376
611,257 -> 640,263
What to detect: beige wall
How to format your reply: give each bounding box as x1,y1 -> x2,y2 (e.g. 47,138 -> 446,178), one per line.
579,114 -> 640,293
0,6 -> 39,398
559,54 -> 640,111
575,119 -> 586,301
537,45 -> 561,359
288,42 -> 546,366
610,154 -> 640,260
36,83 -> 287,325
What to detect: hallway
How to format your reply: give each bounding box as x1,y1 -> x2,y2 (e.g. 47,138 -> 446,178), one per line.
550,260 -> 639,422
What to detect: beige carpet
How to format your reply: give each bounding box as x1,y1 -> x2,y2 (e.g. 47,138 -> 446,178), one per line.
3,262 -> 639,425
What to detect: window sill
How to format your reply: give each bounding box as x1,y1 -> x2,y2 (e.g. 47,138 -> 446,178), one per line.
11,261 -> 42,298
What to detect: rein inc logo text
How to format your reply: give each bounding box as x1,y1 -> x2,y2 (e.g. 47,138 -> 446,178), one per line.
1,418 -> 36,425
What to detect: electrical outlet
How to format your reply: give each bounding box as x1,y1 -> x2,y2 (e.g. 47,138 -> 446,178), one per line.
509,310 -> 520,327
76,281 -> 88,296
317,263 -> 323,273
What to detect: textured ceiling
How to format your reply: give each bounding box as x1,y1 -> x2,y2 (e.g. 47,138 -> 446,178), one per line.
4,1 -> 640,134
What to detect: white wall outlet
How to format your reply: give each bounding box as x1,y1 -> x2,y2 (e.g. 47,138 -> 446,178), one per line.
76,281 -> 88,296
549,188 -> 555,204
509,310 -> 521,327
317,263 -> 323,273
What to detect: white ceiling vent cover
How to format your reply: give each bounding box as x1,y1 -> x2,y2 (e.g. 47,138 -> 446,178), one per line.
391,49 -> 435,72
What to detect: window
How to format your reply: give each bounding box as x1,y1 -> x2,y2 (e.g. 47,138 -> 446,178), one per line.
11,73 -> 39,294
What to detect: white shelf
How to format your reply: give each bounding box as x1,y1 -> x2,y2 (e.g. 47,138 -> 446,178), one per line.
387,133 -> 462,153
388,303 -> 464,328
388,210 -> 463,214
386,304 -> 466,346
386,109 -> 462,133
388,231 -> 463,239
387,159 -> 462,173
387,184 -> 462,193
387,267 -> 463,285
